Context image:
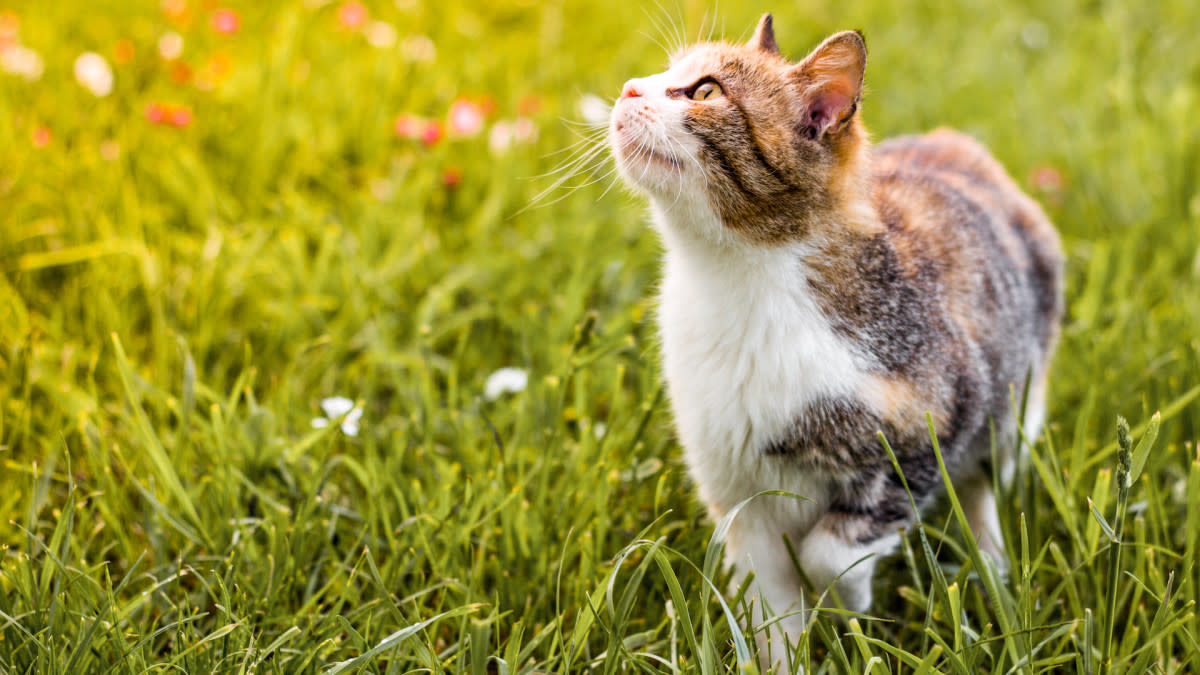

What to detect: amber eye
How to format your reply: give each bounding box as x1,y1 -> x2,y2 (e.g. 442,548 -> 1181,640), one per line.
691,81 -> 722,101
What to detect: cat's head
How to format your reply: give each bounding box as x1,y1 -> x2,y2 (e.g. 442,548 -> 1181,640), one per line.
610,15 -> 869,244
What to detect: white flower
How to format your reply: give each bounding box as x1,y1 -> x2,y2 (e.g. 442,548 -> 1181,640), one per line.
311,396 -> 364,436
401,34 -> 435,62
1,45 -> 44,81
74,52 -> 113,97
364,21 -> 398,48
158,31 -> 184,60
578,93 -> 611,127
484,367 -> 528,400
488,121 -> 514,155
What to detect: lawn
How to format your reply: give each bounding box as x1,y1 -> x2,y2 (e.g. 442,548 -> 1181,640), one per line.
2,0 -> 1199,672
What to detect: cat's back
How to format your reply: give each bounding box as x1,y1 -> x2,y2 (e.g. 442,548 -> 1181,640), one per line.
870,128 -> 1063,353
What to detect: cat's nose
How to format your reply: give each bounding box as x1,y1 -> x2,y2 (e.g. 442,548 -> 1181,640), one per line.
620,80 -> 643,100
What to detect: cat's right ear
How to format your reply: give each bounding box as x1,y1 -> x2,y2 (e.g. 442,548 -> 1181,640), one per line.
791,31 -> 867,140
748,14 -> 779,55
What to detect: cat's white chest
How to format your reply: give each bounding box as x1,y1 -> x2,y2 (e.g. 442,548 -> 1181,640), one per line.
655,216 -> 870,517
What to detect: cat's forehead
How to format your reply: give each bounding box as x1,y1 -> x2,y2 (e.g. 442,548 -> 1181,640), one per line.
664,43 -> 779,85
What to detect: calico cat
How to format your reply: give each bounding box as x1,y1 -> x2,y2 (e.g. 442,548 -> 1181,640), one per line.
608,13 -> 1064,664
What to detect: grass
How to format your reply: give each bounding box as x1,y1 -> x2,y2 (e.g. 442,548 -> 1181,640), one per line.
1,0 -> 1199,672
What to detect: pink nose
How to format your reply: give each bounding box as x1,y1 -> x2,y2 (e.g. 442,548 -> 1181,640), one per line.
620,80 -> 643,100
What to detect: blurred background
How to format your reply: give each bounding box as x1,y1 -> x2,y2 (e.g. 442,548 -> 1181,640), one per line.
1,0 -> 1199,671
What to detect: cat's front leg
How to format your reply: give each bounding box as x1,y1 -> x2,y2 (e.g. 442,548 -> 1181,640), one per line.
725,513 -> 810,669
795,476 -> 911,613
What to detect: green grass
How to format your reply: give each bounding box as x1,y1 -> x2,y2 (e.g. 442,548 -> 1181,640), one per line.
2,0 -> 1199,672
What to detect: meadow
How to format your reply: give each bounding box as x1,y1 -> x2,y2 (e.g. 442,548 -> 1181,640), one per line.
2,0 -> 1199,672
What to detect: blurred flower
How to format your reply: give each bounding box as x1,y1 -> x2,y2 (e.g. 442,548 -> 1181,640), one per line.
311,396 -> 363,436
158,31 -> 184,60
364,20 -> 397,48
31,125 -> 51,148
442,166 -> 462,188
99,139 -> 120,161
210,8 -> 240,35
512,117 -> 537,143
401,35 -> 435,62
393,113 -> 422,139
169,61 -> 192,85
161,0 -> 188,20
578,93 -> 610,126
145,101 -> 193,127
447,99 -> 484,137
420,120 -> 443,146
518,95 -> 541,116
477,95 -> 496,117
488,121 -> 515,155
74,52 -> 114,97
0,12 -> 18,52
484,368 -> 527,400
488,117 -> 538,155
337,1 -> 368,30
113,39 -> 135,64
1,44 -> 44,81
170,106 -> 193,127
1030,165 -> 1063,192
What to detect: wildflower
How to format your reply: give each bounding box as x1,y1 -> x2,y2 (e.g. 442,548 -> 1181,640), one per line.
578,93 -> 610,127
401,34 -> 435,62
420,120 -> 444,147
484,368 -> 528,400
311,396 -> 363,436
393,113 -> 422,139
517,95 -> 541,116
170,106 -> 192,127
74,52 -> 114,97
337,1 -> 368,30
447,99 -> 484,137
442,166 -> 462,188
1,44 -> 43,81
0,12 -> 18,52
488,120 -> 514,155
99,139 -> 120,161
113,39 -> 135,64
1030,165 -> 1063,192
31,125 -> 51,148
512,117 -> 537,143
158,31 -> 184,60
364,21 -> 397,48
161,0 -> 189,21
170,61 -> 192,84
210,8 -> 240,35
145,102 -> 192,127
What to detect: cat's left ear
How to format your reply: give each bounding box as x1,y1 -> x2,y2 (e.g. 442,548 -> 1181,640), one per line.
748,14 -> 779,54
791,30 -> 866,140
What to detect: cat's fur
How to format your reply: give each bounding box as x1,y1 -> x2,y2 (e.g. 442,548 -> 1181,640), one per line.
608,14 -> 1064,665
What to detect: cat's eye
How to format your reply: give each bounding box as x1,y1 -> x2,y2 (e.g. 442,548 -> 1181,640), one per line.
691,81 -> 722,101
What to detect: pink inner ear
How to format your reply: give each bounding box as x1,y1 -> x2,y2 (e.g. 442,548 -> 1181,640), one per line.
806,86 -> 854,138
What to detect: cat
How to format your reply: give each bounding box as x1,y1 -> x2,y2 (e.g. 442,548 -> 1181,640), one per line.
607,13 -> 1064,667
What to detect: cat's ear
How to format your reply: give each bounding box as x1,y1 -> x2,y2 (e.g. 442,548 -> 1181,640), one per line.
791,30 -> 866,140
748,14 -> 779,54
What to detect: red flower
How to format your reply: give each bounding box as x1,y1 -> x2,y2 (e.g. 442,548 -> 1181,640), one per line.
442,167 -> 462,188
1030,165 -> 1063,192
31,125 -> 51,148
170,106 -> 193,127
145,102 -> 168,124
210,8 -> 240,35
421,120 -> 444,147
337,1 -> 368,30
145,102 -> 193,127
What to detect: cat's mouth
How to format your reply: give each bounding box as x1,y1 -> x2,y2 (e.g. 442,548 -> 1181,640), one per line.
614,126 -> 682,170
